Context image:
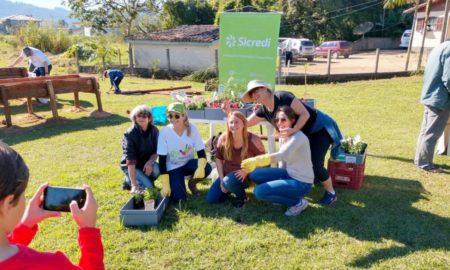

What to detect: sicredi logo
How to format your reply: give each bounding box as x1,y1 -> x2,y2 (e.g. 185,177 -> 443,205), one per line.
225,35 -> 271,48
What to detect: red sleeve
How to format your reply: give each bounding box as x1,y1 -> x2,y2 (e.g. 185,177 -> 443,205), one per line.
78,228 -> 105,270
7,223 -> 38,246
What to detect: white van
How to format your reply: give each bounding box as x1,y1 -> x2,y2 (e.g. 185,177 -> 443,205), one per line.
400,29 -> 412,48
281,38 -> 315,62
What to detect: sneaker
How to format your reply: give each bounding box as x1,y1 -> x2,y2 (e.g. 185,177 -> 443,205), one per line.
320,191 -> 337,205
187,177 -> 200,197
421,164 -> 443,173
285,199 -> 308,216
122,179 -> 131,190
114,90 -> 121,94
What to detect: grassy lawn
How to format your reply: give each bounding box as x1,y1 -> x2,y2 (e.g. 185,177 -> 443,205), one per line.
0,76 -> 449,269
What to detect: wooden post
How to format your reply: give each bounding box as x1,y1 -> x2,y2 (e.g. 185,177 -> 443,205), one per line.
214,49 -> 218,76
166,48 -> 171,74
277,49 -> 282,85
92,78 -> 103,112
327,50 -> 331,77
26,98 -> 34,114
374,48 -> 380,75
128,43 -> 134,74
74,91 -> 80,109
0,86 -> 12,127
441,0 -> 450,43
418,0 -> 433,70
405,0 -> 419,71
46,81 -> 59,119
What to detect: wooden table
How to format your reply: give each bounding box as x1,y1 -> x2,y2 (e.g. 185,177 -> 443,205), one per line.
0,74 -> 103,127
0,67 -> 28,79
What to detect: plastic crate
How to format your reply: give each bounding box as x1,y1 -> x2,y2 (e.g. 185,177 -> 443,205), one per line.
120,196 -> 168,226
328,157 -> 366,189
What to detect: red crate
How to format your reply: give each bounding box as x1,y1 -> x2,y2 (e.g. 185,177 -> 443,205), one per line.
328,157 -> 366,189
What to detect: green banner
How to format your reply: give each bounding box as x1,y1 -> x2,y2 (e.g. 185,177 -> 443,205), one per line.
219,12 -> 281,100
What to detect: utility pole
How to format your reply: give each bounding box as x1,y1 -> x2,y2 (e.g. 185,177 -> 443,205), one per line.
441,0 -> 450,43
417,0 -> 432,70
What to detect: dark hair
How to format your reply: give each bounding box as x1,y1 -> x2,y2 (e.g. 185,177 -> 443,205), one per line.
103,70 -> 108,78
276,105 -> 297,128
0,142 -> 29,205
22,47 -> 32,57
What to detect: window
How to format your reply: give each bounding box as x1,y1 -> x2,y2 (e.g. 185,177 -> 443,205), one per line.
416,18 -> 424,32
428,17 -> 438,31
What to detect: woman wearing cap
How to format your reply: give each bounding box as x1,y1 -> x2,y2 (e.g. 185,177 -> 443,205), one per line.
206,111 -> 265,208
237,80 -> 343,205
157,102 -> 212,202
120,104 -> 160,194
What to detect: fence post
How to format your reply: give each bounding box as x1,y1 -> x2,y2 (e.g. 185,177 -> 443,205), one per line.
374,48 -> 380,75
214,49 -> 218,76
166,48 -> 171,75
326,50 -> 331,78
277,49 -> 282,85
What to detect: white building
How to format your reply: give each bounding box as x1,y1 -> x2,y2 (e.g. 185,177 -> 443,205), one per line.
0,15 -> 41,33
126,25 -> 219,73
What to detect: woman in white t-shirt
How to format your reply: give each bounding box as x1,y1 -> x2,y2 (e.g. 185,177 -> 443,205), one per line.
157,102 -> 212,202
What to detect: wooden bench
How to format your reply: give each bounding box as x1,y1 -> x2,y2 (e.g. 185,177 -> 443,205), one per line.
0,74 -> 103,127
0,67 -> 28,79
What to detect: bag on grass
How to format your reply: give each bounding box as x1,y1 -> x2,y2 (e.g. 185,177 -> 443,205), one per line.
152,106 -> 168,125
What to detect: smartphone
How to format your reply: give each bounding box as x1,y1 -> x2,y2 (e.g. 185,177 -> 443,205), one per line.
43,186 -> 86,212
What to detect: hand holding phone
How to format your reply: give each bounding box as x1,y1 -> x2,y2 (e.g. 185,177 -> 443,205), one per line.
44,186 -> 86,212
21,183 -> 61,228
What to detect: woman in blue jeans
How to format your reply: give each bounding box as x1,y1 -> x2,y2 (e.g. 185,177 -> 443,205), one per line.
120,105 -> 160,193
242,106 -> 314,216
206,111 -> 265,207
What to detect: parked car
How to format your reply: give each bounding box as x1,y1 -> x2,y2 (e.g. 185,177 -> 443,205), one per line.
399,29 -> 412,48
315,40 -> 352,59
281,38 -> 315,62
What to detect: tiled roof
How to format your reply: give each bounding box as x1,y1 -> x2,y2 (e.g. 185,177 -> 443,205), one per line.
127,25 -> 219,43
0,15 -> 41,22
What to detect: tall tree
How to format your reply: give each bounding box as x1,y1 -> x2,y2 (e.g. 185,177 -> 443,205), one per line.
160,0 -> 215,29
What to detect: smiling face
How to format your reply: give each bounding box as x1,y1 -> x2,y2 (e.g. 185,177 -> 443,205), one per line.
135,112 -> 151,130
249,87 -> 270,104
275,111 -> 295,130
228,114 -> 244,135
168,111 -> 185,128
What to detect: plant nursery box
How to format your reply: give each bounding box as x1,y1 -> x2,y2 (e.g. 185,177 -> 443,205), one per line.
186,110 -> 205,119
205,108 -> 226,120
328,157 -> 366,190
120,196 -> 168,226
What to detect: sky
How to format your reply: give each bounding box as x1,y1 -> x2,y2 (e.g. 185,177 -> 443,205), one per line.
11,0 -> 67,9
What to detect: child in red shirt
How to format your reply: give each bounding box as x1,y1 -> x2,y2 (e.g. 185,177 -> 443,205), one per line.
0,142 -> 105,270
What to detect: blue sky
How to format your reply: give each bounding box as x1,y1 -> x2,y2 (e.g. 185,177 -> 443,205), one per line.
11,0 -> 67,9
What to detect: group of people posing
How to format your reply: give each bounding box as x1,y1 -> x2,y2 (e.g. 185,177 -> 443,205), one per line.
120,80 -> 343,216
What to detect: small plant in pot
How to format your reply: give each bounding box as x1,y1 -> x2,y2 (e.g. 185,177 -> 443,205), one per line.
132,190 -> 145,209
143,187 -> 159,211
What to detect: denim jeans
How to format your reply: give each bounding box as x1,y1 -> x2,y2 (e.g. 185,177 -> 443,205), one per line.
249,167 -> 312,206
206,171 -> 249,204
33,64 -> 52,77
122,162 -> 160,188
168,159 -> 212,202
112,75 -> 124,92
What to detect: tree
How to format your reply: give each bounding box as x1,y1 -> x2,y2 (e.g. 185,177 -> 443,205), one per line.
160,0 -> 215,29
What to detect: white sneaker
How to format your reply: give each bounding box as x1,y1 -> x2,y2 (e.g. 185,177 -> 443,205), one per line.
285,199 -> 308,217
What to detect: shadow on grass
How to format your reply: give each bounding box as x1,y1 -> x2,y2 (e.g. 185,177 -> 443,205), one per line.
184,175 -> 449,268
0,113 -> 129,145
4,98 -> 95,115
369,153 -> 450,171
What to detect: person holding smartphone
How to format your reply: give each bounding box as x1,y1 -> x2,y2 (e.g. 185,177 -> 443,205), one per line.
157,102 -> 212,202
120,104 -> 160,193
0,142 -> 104,270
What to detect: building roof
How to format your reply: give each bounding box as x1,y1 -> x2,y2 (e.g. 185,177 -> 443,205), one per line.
404,0 -> 445,14
127,25 -> 219,43
0,15 -> 41,22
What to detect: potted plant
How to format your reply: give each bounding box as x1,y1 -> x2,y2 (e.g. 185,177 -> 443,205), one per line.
132,190 -> 144,209
184,96 -> 207,119
337,135 -> 368,164
143,187 -> 159,210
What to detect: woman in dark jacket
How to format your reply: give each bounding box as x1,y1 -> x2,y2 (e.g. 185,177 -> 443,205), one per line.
120,104 -> 160,193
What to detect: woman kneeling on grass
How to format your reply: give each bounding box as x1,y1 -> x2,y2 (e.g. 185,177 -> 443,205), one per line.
120,105 -> 160,193
206,111 -> 265,208
0,142 -> 104,269
157,102 -> 212,202
241,106 -> 314,216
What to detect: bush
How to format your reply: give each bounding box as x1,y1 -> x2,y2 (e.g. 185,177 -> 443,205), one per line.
183,67 -> 217,82
15,22 -> 73,54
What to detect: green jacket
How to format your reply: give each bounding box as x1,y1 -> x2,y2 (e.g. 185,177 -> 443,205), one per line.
421,41 -> 450,110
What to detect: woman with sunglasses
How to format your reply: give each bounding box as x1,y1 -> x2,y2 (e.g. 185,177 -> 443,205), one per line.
206,111 -> 265,208
120,105 -> 160,193
241,106 -> 314,216
237,80 -> 343,206
157,102 -> 212,202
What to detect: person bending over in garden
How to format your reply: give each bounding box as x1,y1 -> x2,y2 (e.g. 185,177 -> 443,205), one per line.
0,142 -> 104,270
103,69 -> 124,94
231,80 -> 343,205
157,102 -> 212,202
9,46 -> 52,77
120,105 -> 160,193
206,111 -> 265,208
241,106 -> 314,216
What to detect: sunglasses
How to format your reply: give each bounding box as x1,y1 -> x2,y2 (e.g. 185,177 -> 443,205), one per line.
275,117 -> 288,123
136,113 -> 150,118
168,113 -> 183,119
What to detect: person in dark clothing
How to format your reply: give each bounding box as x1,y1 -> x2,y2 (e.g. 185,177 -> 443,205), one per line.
120,105 -> 160,193
103,69 -> 124,94
237,80 -> 343,205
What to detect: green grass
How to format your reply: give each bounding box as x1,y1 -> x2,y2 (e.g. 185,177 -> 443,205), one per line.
1,76 -> 449,269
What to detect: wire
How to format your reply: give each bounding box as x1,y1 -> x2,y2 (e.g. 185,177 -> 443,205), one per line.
323,0 -> 382,15
327,1 -> 384,20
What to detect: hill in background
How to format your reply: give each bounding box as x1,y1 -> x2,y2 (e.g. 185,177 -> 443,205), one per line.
0,0 -> 73,24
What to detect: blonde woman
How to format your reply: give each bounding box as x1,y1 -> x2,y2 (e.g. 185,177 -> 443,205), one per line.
157,102 -> 212,202
206,111 -> 265,208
